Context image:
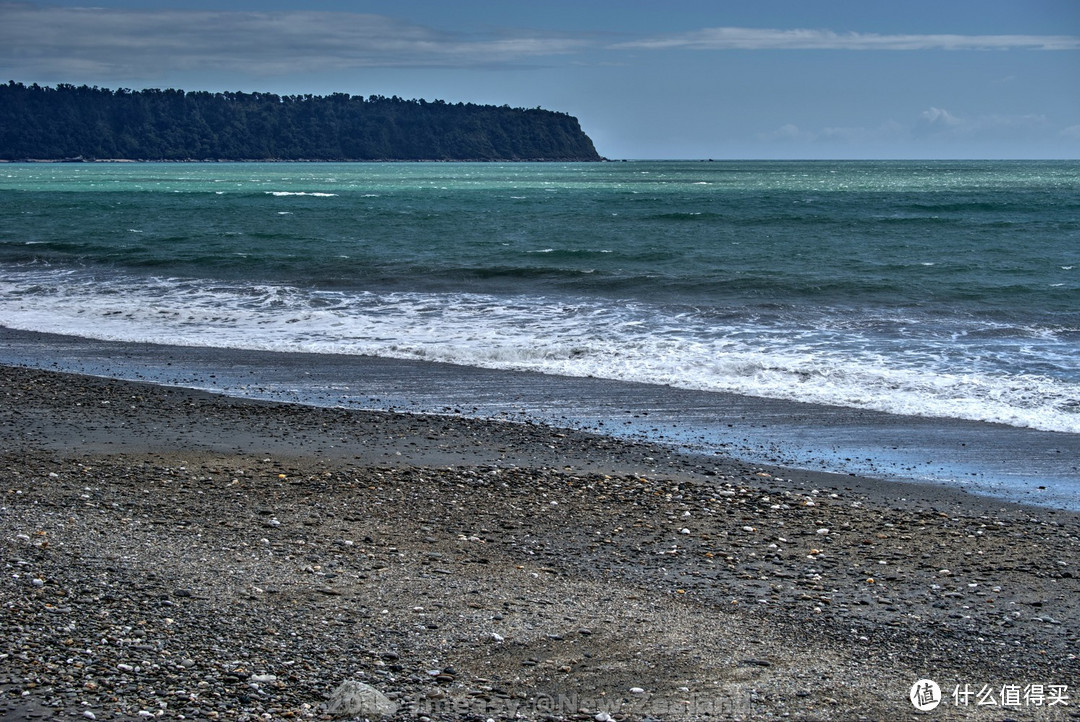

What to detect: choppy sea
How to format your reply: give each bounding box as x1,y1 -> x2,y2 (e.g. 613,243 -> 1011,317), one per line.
2,161 -> 1078,506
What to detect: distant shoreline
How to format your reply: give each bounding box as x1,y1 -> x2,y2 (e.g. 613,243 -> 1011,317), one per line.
0,156 -> 609,163
1,82 -> 604,163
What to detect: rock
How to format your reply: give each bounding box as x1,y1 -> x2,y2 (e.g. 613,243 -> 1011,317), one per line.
326,680 -> 398,719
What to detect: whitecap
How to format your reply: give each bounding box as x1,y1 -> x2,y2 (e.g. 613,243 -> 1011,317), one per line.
265,191 -> 338,197
3,269 -> 1078,435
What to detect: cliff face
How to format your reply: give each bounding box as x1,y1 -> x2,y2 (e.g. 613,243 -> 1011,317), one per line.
0,82 -> 602,162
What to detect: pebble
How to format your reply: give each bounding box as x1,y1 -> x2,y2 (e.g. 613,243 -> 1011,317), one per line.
3,364 -> 1078,722
326,680 -> 398,719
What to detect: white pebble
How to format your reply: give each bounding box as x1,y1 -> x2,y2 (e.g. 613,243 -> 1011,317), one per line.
630,687 -> 646,695
816,528 -> 829,535
680,528 -> 690,535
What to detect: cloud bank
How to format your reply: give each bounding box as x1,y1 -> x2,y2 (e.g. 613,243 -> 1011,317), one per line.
2,3 -> 1077,83
615,27 -> 1080,52
760,108 -> 1058,149
0,2 -> 587,78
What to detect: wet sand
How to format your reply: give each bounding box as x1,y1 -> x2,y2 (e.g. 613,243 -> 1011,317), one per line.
2,363 -> 1078,720
1,326 -> 1077,512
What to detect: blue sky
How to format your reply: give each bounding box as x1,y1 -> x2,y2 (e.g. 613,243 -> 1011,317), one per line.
2,0 -> 1078,159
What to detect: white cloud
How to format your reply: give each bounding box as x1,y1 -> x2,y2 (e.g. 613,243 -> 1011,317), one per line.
759,112 -> 1066,151
921,107 -> 964,127
758,120 -> 908,145
4,2 -> 1076,86
614,27 -> 1080,52
0,2 -> 589,79
917,108 -> 1051,136
757,123 -> 814,142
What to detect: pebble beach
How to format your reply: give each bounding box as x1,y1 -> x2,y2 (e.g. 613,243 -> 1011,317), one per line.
2,363 -> 1078,721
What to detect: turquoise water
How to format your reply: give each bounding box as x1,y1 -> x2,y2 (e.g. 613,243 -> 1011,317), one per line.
2,160 -> 1079,434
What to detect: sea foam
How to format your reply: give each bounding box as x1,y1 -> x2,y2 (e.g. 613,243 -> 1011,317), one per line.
2,268 -> 1077,435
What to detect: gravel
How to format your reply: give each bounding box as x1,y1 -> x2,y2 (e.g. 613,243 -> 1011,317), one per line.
2,365 -> 1078,720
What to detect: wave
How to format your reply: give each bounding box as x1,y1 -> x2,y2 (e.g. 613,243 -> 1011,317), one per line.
2,268 -> 1078,434
642,212 -> 724,221
265,191 -> 339,197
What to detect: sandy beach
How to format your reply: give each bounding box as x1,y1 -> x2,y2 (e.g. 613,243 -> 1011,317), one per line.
2,362 -> 1078,721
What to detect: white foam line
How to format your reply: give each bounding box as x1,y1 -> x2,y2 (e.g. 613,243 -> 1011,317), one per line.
2,269 -> 1078,434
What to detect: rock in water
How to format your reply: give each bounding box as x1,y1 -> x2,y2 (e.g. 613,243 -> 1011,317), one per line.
326,680 -> 398,719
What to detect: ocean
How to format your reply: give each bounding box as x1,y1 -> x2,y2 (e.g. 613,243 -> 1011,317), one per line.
2,160 -> 1078,506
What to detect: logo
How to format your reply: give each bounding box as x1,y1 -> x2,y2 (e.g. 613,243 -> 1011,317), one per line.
911,679 -> 942,711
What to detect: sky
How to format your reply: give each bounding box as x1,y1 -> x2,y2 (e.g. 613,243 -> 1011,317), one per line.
2,0 -> 1078,159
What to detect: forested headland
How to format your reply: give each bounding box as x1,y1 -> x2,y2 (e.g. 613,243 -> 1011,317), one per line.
0,82 -> 602,162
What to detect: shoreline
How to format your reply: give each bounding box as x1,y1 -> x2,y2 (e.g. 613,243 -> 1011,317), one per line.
1,325 -> 1077,512
2,363 -> 1078,720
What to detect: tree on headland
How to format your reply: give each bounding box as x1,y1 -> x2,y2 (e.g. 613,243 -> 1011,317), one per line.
0,81 -> 602,162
